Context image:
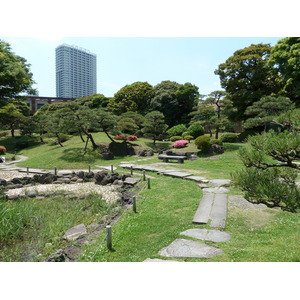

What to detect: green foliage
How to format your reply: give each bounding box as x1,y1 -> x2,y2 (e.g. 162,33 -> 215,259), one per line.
183,135 -> 193,142
170,136 -> 183,142
142,111 -> 168,145
74,93 -> 110,108
0,40 -> 36,100
194,135 -> 211,153
215,43 -> 277,121
167,124 -> 187,137
244,96 -> 294,130
232,167 -> 300,212
187,122 -> 204,139
238,129 -> 259,142
220,132 -> 239,143
268,37 -> 300,102
108,82 -> 154,115
210,138 -> 222,145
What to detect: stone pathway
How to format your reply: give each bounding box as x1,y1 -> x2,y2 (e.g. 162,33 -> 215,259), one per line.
117,163 -> 232,261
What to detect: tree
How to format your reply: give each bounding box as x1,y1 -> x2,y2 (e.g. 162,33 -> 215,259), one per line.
215,43 -> 278,121
0,99 -> 30,137
74,93 -> 110,108
108,82 -> 154,115
232,109 -> 300,212
117,112 -> 145,135
268,37 -> 300,105
142,111 -> 168,145
150,80 -> 181,127
175,82 -> 199,124
244,95 -> 294,131
0,40 -> 36,101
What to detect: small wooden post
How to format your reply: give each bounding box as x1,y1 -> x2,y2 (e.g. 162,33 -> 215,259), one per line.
54,166 -> 57,175
143,170 -> 146,181
147,178 -> 151,189
111,165 -> 114,173
106,225 -> 112,251
132,196 -> 137,213
88,165 -> 91,172
130,166 -> 133,175
27,167 -> 29,175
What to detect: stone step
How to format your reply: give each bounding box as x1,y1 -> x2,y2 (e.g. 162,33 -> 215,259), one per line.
143,258 -> 182,262
192,193 -> 214,224
180,229 -> 231,242
210,193 -> 228,229
158,238 -> 223,258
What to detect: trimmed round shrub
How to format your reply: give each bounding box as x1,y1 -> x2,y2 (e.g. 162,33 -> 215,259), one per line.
173,140 -> 189,148
170,136 -> 183,142
194,135 -> 211,153
0,146 -> 6,155
220,132 -> 238,143
182,131 -> 190,138
187,122 -> 204,139
167,124 -> 187,137
210,138 -> 223,145
183,135 -> 193,142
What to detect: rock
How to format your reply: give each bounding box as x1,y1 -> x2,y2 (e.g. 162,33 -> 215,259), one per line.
27,191 -> 38,197
158,238 -> 223,258
101,151 -> 114,160
62,224 -> 87,241
124,177 -> 140,185
7,194 -> 19,200
95,170 -> 109,184
76,178 -> 84,183
63,245 -> 82,260
46,249 -> 66,262
0,179 -> 7,186
100,215 -> 110,224
198,183 -> 209,189
11,178 -> 22,184
39,174 -> 57,184
137,150 -> 146,157
87,223 -> 102,231
61,178 -> 71,184
180,229 -> 231,242
76,171 -> 85,179
71,176 -> 79,182
208,179 -> 231,187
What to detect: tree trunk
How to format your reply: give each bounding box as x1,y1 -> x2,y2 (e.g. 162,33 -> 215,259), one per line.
88,133 -> 98,149
84,136 -> 89,152
55,133 -> 64,147
215,126 -> 219,139
79,132 -> 85,142
10,124 -> 15,137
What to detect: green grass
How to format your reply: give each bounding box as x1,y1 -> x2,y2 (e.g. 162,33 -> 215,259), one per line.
0,193 -> 120,262
80,175 -> 300,262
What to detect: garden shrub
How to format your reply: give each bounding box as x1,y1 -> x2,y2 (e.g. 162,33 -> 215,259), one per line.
187,122 -> 204,139
182,131 -> 190,138
127,136 -> 138,141
167,124 -> 187,137
220,132 -> 239,143
170,136 -> 183,142
0,132 -> 8,138
210,138 -> 223,145
194,135 -> 211,153
173,140 -> 189,148
183,135 -> 193,142
238,129 -> 258,142
0,146 -> 6,155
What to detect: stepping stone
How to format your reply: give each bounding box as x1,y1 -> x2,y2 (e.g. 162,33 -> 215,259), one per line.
95,165 -> 117,171
57,170 -> 74,176
208,179 -> 231,187
184,176 -> 207,182
202,187 -> 229,194
62,224 -> 87,241
192,193 -> 214,224
124,177 -> 141,185
198,183 -> 209,189
210,194 -> 228,229
143,258 -> 182,262
180,229 -> 231,242
158,238 -> 223,258
118,164 -> 135,169
162,171 -> 192,178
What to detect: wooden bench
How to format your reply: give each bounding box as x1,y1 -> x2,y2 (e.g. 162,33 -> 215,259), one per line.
158,155 -> 186,163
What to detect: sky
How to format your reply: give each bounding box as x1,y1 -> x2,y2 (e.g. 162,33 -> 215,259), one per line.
1,37 -> 283,98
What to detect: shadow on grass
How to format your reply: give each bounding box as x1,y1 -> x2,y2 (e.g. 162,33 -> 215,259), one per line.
223,143 -> 244,152
144,141 -> 172,151
60,147 -> 101,163
0,135 -> 41,152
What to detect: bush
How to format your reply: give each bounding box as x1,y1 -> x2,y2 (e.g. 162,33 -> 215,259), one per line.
183,135 -> 193,142
238,129 -> 258,142
220,132 -> 239,143
210,138 -> 223,145
194,135 -> 211,153
170,136 -> 183,142
0,146 -> 6,155
0,132 -> 8,138
182,131 -> 189,138
173,140 -> 189,148
167,124 -> 187,137
187,122 -> 204,139
114,135 -> 127,141
127,135 -> 138,141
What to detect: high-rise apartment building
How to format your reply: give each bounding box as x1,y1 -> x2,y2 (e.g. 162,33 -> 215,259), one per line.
55,44 -> 97,98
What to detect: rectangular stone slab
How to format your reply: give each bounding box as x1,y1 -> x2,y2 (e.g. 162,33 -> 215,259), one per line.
158,238 -> 223,258
184,176 -> 206,182
162,171 -> 192,178
192,193 -> 214,224
210,194 -> 228,228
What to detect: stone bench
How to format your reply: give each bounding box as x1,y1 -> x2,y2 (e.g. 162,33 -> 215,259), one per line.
158,155 -> 186,163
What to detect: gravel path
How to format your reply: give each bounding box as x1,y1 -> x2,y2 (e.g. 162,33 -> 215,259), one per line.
5,182 -> 120,203
0,170 -> 34,181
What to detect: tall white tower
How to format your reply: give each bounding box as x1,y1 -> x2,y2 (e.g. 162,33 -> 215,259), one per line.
56,44 -> 97,98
